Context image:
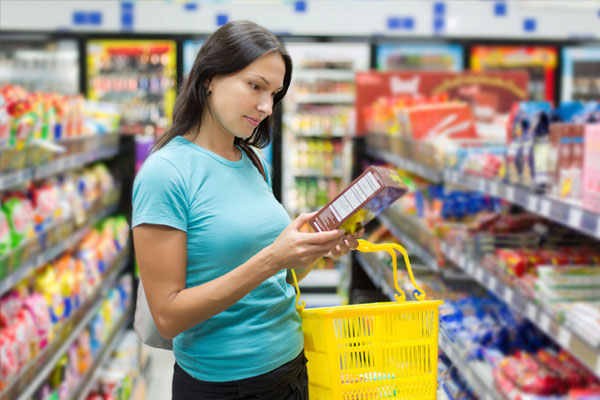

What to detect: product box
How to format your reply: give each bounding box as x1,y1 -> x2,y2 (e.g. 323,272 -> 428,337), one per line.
548,123 -> 585,199
308,166 -> 408,233
583,124 -> 600,212
401,102 -> 477,141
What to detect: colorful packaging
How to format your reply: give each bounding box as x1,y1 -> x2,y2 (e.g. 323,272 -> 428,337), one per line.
582,124 -> 600,212
308,166 -> 408,233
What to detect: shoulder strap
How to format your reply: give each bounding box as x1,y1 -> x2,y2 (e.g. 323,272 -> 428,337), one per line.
237,140 -> 267,182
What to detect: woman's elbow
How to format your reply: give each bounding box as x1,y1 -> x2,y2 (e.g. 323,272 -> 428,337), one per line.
155,315 -> 180,340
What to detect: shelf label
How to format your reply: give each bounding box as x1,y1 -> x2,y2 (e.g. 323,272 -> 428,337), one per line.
596,354 -> 600,377
466,261 -> 474,274
569,208 -> 583,229
488,276 -> 498,291
458,254 -> 466,266
540,199 -> 551,217
503,288 -> 514,304
528,196 -> 539,211
489,182 -> 498,196
558,327 -> 572,348
478,179 -> 485,191
506,187 -> 515,202
526,303 -> 537,320
539,313 -> 552,332
475,267 -> 484,281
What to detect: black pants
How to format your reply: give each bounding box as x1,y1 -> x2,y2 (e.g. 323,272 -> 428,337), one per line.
172,351 -> 308,399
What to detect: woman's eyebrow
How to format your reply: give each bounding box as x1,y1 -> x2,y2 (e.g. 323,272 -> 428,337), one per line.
250,73 -> 283,90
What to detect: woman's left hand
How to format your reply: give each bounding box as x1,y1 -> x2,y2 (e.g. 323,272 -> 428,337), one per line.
325,226 -> 365,258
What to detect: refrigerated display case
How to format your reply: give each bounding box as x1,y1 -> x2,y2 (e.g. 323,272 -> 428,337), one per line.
470,45 -> 557,102
561,45 -> 600,102
282,42 -> 369,307
0,36 -> 79,94
376,43 -> 463,72
183,40 -> 204,76
86,39 -> 177,136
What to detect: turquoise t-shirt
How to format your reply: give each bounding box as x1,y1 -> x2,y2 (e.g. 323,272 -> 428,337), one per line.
132,136 -> 303,382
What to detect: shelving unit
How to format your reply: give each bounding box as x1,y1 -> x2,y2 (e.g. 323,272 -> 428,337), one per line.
442,242 -> 600,378
366,147 -> 600,379
365,146 -> 600,240
0,143 -> 119,191
1,249 -> 130,400
0,203 -> 118,296
73,305 -> 133,400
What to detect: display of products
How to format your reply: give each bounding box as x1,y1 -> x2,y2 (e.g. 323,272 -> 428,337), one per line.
376,43 -> 464,72
86,40 -> 176,136
562,46 -> 600,102
0,164 -> 121,281
0,39 -> 79,95
0,216 -> 130,392
470,45 -> 558,102
30,275 -> 132,400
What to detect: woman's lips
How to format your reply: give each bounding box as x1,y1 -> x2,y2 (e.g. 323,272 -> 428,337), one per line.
244,116 -> 260,127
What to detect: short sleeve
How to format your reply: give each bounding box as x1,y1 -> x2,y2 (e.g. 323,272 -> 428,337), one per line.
132,155 -> 188,232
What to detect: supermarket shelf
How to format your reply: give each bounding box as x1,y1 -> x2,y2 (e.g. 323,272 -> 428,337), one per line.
0,168 -> 34,190
0,204 -> 118,296
444,170 -> 600,240
438,330 -> 501,400
365,148 -> 443,183
73,305 -> 132,400
442,242 -> 600,379
356,252 -> 500,400
364,147 -> 600,240
2,249 -> 130,400
0,145 -> 119,191
293,93 -> 355,104
291,168 -> 345,178
377,210 -> 440,272
289,131 -> 347,138
293,69 -> 355,81
299,268 -> 341,289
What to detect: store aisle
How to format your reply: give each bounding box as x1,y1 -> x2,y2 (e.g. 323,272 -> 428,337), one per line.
145,345 -> 175,400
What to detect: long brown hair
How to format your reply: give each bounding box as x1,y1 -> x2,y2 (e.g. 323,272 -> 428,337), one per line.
153,20 -> 292,153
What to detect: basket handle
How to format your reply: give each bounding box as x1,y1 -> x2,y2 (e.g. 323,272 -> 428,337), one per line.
290,239 -> 426,310
356,239 -> 427,301
290,269 -> 305,312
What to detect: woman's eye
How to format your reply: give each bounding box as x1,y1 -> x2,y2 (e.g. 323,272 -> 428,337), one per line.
249,82 -> 260,90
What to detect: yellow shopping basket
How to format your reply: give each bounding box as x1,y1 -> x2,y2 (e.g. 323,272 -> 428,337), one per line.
291,240 -> 443,400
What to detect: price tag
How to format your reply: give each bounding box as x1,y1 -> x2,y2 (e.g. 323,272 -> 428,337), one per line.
2,173 -> 18,188
558,327 -> 572,348
478,179 -> 485,192
475,267 -> 484,281
506,187 -> 515,202
569,208 -> 583,229
540,199 -> 551,217
489,182 -> 498,196
526,303 -> 537,320
458,255 -> 466,266
528,196 -> 539,211
488,276 -> 498,291
503,288 -> 514,304
539,313 -> 552,332
596,354 -> 600,377
466,261 -> 474,274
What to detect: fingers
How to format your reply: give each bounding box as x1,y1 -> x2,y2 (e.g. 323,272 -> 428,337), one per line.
345,234 -> 359,249
291,212 -> 318,231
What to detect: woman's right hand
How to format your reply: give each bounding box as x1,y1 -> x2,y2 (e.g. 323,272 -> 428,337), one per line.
267,212 -> 345,272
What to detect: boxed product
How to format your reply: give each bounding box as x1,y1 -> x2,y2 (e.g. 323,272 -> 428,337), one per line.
308,166 -> 408,233
582,124 -> 600,212
547,123 -> 586,199
401,102 -> 478,141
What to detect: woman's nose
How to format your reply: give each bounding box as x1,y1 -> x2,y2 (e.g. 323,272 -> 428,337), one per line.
257,97 -> 273,116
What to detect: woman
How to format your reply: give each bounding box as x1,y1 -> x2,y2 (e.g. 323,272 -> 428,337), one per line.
132,20 -> 361,399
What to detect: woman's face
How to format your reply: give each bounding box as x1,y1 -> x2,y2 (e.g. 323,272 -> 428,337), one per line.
207,51 -> 286,140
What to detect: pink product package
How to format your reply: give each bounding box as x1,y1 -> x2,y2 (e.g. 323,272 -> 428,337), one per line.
583,124 -> 600,212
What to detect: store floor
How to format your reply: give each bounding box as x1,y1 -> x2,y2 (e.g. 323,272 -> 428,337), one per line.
145,345 -> 175,400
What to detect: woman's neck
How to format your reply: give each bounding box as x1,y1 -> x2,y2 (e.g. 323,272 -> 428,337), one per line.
191,112 -> 241,161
